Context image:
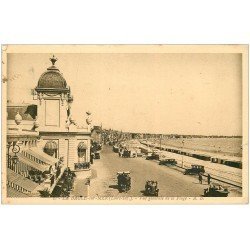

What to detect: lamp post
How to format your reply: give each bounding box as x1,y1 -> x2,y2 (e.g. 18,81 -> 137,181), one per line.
160,134 -> 162,158
7,141 -> 20,171
7,112 -> 22,171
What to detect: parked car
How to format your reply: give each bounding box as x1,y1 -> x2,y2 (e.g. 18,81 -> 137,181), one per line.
146,153 -> 159,160
94,152 -> 100,159
204,184 -> 229,197
159,158 -> 177,166
137,152 -> 143,157
122,150 -> 131,158
184,165 -> 205,175
113,145 -> 119,153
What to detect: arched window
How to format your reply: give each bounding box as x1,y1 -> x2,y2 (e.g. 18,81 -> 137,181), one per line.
44,141 -> 58,158
78,142 -> 87,163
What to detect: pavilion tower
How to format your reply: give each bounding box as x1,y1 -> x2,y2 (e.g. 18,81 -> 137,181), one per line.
34,55 -> 73,132
33,55 -> 91,169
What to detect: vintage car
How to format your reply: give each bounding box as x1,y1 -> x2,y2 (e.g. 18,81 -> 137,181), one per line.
146,153 -> 160,160
144,180 -> 159,196
136,152 -> 143,157
159,158 -> 177,166
113,145 -> 119,153
204,184 -> 229,197
117,171 -> 131,192
122,150 -> 136,158
130,150 -> 137,158
184,165 -> 205,175
94,152 -> 100,159
122,150 -> 131,158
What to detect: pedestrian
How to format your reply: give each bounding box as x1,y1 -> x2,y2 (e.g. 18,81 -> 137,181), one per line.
207,174 -> 211,184
90,153 -> 94,164
198,173 -> 202,184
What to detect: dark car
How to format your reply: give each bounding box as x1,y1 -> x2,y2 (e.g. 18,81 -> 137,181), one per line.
184,165 -> 205,175
122,150 -> 132,158
94,152 -> 100,159
113,146 -> 119,153
144,180 -> 159,196
146,154 -> 159,160
204,184 -> 229,197
159,158 -> 177,166
117,171 -> 131,192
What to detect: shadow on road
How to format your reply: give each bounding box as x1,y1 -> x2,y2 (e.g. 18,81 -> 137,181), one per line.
192,182 -> 209,185
109,184 -> 119,190
140,190 -> 146,196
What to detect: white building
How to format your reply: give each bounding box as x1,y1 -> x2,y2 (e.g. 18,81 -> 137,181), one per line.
34,55 -> 91,170
6,55 -> 92,198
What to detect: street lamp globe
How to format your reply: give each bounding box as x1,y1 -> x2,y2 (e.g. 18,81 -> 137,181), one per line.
33,117 -> 39,129
15,112 -> 22,125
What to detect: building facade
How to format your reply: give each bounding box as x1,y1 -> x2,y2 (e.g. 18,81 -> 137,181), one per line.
7,103 -> 62,197
34,55 -> 91,170
6,55 -> 92,198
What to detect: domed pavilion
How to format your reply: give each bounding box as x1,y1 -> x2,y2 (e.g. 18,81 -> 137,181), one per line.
5,55 -> 92,198
36,55 -> 68,92
34,55 -> 91,171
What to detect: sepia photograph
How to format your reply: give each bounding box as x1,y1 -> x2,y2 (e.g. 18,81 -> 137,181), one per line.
1,2 -> 250,250
1,45 -> 248,204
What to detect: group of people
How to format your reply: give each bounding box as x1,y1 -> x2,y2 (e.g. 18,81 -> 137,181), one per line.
198,173 -> 211,184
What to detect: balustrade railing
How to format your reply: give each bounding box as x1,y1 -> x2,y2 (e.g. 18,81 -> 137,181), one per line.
74,162 -> 90,170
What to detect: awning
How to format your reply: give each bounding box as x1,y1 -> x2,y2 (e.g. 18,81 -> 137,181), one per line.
27,148 -> 58,165
78,142 -> 87,150
7,168 -> 40,192
44,141 -> 58,156
17,153 -> 50,172
44,141 -> 58,150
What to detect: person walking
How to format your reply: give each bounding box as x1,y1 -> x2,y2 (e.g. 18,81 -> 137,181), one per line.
207,174 -> 211,184
90,153 -> 94,164
198,173 -> 203,184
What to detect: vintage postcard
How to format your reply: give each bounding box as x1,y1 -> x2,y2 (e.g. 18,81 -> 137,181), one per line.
1,45 -> 248,204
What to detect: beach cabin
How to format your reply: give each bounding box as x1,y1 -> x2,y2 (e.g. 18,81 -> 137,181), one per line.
193,153 -> 211,161
223,160 -> 242,169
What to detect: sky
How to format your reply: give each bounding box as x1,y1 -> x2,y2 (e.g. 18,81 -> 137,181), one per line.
7,52 -> 242,136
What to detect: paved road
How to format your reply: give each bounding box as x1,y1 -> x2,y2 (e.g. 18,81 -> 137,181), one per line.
89,145 -> 235,198
141,143 -> 242,186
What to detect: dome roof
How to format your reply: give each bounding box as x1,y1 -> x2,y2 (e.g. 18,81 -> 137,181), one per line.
36,55 -> 67,90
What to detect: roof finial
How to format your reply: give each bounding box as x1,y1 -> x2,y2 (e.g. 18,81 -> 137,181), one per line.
50,55 -> 58,66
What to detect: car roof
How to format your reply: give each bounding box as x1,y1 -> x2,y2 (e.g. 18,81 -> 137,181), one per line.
117,171 -> 130,174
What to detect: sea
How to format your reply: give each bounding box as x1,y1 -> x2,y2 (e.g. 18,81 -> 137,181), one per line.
153,138 -> 242,158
